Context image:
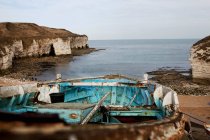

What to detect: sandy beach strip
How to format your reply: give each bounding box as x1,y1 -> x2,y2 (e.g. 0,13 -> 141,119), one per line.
178,95 -> 210,124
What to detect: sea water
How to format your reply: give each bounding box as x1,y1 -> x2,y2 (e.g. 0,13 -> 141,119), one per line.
36,39 -> 197,81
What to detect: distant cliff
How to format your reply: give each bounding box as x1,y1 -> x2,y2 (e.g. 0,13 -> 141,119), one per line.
0,22 -> 88,70
190,35 -> 210,80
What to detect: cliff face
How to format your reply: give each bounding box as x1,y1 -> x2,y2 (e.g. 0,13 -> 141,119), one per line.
70,36 -> 88,49
190,36 -> 210,80
0,22 -> 88,70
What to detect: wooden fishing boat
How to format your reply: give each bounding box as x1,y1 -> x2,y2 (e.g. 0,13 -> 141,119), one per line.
0,74 -> 188,139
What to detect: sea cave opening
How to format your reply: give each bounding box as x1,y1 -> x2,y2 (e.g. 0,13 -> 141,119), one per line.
49,44 -> 56,56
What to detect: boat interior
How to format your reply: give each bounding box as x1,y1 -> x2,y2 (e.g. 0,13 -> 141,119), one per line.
0,75 -> 179,125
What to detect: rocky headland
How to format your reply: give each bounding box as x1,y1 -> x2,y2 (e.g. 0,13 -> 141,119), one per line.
148,37 -> 210,138
0,22 -> 99,85
0,22 -> 89,70
148,35 -> 210,96
190,35 -> 210,83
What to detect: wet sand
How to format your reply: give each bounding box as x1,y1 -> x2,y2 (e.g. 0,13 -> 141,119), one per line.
178,95 -> 210,124
178,95 -> 210,140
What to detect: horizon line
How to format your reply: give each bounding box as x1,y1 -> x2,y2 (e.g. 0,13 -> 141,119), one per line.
89,38 -> 199,41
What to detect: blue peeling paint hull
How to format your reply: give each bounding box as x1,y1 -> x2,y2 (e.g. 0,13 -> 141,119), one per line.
0,75 -> 175,124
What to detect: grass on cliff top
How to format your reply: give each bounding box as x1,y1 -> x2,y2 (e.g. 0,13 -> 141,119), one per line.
0,22 -> 87,50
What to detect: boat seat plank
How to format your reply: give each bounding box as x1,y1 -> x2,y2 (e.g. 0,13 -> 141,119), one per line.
35,103 -> 95,110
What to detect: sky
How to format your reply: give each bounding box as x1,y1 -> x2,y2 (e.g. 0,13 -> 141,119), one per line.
0,0 -> 210,40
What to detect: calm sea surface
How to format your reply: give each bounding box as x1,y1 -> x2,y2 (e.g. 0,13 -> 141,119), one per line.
36,39 -> 197,81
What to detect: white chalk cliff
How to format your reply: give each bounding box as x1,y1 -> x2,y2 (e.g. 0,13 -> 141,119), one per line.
0,22 -> 88,70
190,36 -> 210,80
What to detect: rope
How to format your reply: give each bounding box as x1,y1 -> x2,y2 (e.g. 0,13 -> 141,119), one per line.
182,112 -> 206,123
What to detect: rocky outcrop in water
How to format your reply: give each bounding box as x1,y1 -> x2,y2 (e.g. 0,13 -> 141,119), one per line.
0,22 -> 88,70
190,36 -> 210,81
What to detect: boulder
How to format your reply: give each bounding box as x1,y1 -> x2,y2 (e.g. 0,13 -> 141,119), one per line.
190,36 -> 210,81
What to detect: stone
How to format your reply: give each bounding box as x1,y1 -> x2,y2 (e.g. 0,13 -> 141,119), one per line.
190,36 -> 210,80
70,36 -> 88,49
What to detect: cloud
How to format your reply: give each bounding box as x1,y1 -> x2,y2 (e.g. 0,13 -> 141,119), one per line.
0,0 -> 57,9
0,0 -> 210,39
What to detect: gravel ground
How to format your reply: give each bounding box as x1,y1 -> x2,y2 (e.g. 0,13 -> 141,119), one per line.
148,68 -> 210,96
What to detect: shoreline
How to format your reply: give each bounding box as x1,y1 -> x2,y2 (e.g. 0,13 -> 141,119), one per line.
1,63 -> 210,96
148,68 -> 210,96
0,48 -> 99,86
0,51 -> 209,96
